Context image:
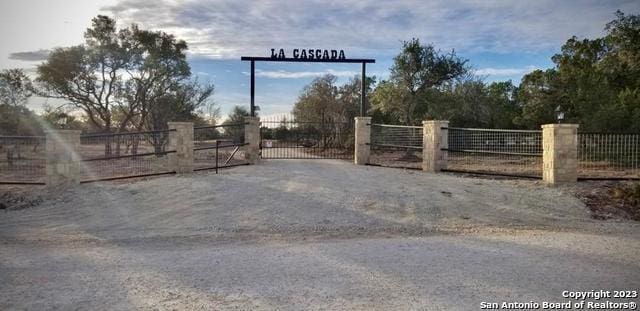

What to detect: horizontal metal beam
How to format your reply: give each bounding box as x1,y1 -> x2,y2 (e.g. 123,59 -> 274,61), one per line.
444,127 -> 542,133
0,181 -> 46,185
368,143 -> 423,150
193,162 -> 250,172
80,171 -> 177,183
81,129 -> 175,138
370,123 -> 423,129
442,148 -> 542,157
193,142 -> 249,151
241,56 -> 375,64
194,122 -> 248,130
441,169 -> 542,179
80,150 -> 176,162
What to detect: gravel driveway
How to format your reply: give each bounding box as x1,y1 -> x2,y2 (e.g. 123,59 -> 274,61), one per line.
1,160 -> 639,310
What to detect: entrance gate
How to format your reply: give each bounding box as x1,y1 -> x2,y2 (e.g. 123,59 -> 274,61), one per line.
241,50 -> 374,160
260,115 -> 353,159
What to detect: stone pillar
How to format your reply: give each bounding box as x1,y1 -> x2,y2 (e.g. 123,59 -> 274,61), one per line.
354,117 -> 372,165
422,120 -> 449,172
542,124 -> 579,185
168,122 -> 194,174
46,130 -> 81,186
244,116 -> 260,164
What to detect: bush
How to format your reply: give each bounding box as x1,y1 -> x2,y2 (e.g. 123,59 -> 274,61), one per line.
611,183 -> 640,220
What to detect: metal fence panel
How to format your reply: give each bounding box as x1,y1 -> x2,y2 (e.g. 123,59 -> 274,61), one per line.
79,130 -> 175,182
445,128 -> 543,178
0,136 -> 46,184
578,133 -> 640,179
369,124 -> 423,169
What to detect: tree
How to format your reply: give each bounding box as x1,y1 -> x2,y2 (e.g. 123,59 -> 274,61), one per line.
141,79 -> 216,154
293,75 -> 339,122
41,104 -> 84,130
0,69 -> 32,107
485,81 -> 520,129
0,69 -> 34,135
36,15 -> 191,154
291,74 -> 373,148
144,79 -> 215,132
373,39 -> 467,126
222,105 -> 250,143
516,11 -> 640,131
514,69 -> 561,129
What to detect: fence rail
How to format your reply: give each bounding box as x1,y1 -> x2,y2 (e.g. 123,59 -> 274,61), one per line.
79,130 -> 175,182
368,124 -> 423,169
0,136 -> 46,185
444,127 -> 543,178
578,132 -> 640,179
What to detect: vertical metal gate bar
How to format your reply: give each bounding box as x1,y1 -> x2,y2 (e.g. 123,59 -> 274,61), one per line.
215,140 -> 219,174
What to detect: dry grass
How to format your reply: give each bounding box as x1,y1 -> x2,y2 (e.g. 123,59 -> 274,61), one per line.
572,181 -> 640,221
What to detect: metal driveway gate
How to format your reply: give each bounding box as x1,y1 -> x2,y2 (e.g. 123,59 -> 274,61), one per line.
260,115 -> 354,159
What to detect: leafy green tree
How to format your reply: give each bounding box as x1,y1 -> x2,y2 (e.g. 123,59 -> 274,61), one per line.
0,69 -> 35,135
0,69 -> 32,107
144,79 -> 215,132
514,69 -> 561,129
517,11 -> 640,131
373,38 -> 467,125
485,81 -> 520,129
36,15 -> 191,154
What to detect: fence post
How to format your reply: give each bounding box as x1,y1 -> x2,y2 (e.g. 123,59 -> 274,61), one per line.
168,122 -> 194,174
542,123 -> 579,185
244,116 -> 260,164
45,130 -> 81,186
354,116 -> 372,165
422,120 -> 449,172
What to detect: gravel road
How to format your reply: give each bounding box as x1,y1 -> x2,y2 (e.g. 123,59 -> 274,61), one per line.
1,160 -> 639,310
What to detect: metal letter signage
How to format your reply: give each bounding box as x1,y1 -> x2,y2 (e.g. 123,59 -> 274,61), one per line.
270,48 -> 346,60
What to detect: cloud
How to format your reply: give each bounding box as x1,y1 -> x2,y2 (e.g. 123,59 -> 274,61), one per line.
474,66 -> 538,76
250,69 -> 358,79
101,0 -> 638,60
8,49 -> 50,61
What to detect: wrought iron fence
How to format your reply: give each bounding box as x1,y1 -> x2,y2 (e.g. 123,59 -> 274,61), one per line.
193,123 -> 249,172
0,136 -> 46,185
79,129 -> 176,182
260,115 -> 354,159
368,124 -> 423,169
578,132 -> 640,179
444,127 -> 543,178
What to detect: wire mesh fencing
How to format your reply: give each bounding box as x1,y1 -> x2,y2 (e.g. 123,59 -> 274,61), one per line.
79,130 -> 176,182
193,123 -> 249,171
0,136 -> 46,184
260,115 -> 354,159
368,124 -> 423,169
578,133 -> 640,179
445,128 -> 543,178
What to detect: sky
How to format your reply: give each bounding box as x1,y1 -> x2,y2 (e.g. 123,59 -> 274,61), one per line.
1,0 -> 638,118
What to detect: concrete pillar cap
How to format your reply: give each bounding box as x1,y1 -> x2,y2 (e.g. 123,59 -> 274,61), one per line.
541,123 -> 579,129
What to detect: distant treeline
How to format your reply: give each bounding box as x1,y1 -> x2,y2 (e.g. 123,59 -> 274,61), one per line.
294,11 -> 640,132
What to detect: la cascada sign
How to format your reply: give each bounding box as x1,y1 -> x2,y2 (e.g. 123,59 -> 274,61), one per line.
270,48 -> 346,60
